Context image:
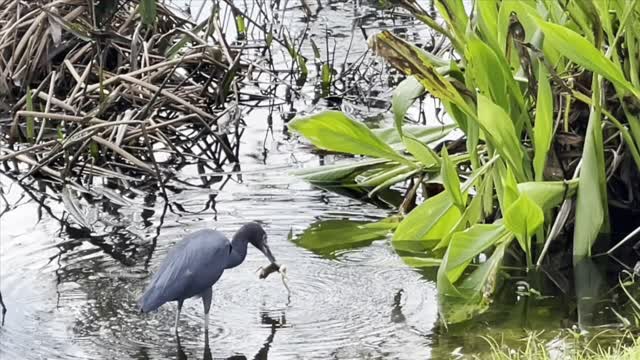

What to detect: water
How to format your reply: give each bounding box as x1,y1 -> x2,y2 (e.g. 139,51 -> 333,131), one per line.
1,1 -> 637,359
0,102 -> 446,359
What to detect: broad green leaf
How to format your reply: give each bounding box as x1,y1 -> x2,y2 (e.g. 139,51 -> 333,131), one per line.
504,194 -> 544,255
501,166 -> 520,212
435,0 -> 468,43
401,257 -> 442,268
574,79 -> 608,258
517,180 -> 578,210
403,135 -> 439,167
289,111 -> 412,165
441,147 -> 465,210
357,164 -> 413,187
139,0 -> 157,26
465,36 -> 510,112
368,168 -> 420,196
392,191 -> 461,245
442,223 -> 510,284
533,63 -> 554,181
475,0 -> 500,54
292,159 -> 388,183
392,76 -> 424,136
292,219 -> 391,258
373,124 -> 456,150
370,31 -> 474,117
534,18 -> 640,98
477,94 -> 528,181
439,241 -> 509,324
435,172 -> 493,250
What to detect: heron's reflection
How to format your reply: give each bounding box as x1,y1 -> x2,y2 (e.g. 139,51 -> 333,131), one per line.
175,311 -> 286,360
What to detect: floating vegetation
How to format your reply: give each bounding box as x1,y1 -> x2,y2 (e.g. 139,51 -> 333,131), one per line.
290,0 -> 640,324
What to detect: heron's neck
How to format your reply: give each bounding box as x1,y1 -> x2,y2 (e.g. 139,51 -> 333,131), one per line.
226,237 -> 248,269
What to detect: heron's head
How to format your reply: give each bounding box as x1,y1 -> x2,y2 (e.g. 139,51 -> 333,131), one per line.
236,222 -> 277,264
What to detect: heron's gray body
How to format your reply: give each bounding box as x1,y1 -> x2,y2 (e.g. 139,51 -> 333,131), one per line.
139,229 -> 238,313
138,222 -> 274,332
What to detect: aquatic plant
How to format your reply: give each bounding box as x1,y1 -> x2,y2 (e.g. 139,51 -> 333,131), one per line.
290,0 -> 640,324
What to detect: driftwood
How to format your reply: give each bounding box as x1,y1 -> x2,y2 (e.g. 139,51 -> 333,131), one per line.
0,0 -> 261,191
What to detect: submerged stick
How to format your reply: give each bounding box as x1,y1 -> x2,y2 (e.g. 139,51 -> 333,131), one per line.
0,290 -> 6,326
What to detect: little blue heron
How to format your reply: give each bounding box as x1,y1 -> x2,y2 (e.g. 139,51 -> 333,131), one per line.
138,222 -> 277,331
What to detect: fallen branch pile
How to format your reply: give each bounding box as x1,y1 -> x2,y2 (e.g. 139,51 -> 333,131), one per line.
0,0 -> 252,188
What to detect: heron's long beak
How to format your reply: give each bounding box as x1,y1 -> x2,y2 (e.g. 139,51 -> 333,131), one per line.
260,243 -> 277,264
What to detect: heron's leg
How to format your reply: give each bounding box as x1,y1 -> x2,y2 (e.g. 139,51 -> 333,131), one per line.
201,287 -> 213,331
175,299 -> 184,333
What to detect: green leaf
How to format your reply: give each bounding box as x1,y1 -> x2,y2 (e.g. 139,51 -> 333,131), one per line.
517,180 -> 578,210
401,257 -> 442,268
574,80 -> 608,258
139,0 -> 157,26
392,191 -> 461,245
373,124 -> 456,150
403,135 -> 439,167
439,241 -> 509,324
289,110 -> 412,165
465,36 -> 510,112
292,159 -> 388,184
441,147 -> 465,210
392,76 -> 424,136
533,63 -> 554,181
501,166 -> 520,213
292,219 -> 391,258
477,94 -> 528,181
534,18 -> 640,98
442,223 -> 510,284
356,164 -> 413,187
504,194 -> 544,255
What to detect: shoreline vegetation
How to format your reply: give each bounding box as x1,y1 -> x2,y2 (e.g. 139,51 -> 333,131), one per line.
288,0 -> 640,339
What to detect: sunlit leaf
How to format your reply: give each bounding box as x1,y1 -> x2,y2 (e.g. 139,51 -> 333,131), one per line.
393,191 -> 461,246
373,124 -> 456,150
403,135 -> 439,167
533,62 -> 554,181
401,257 -> 442,268
293,159 -> 388,184
517,180 -> 578,210
441,146 -> 465,210
574,80 -> 608,258
534,18 -> 640,98
504,194 -> 544,255
477,94 -> 528,181
289,110 -> 412,165
439,241 -> 509,324
392,76 -> 424,136
442,223 -> 510,284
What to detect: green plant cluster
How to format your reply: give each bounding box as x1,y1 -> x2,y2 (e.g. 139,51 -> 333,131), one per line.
289,0 -> 640,324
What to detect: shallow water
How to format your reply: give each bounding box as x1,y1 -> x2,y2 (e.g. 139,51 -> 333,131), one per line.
1,1 -> 637,359
0,101 -> 445,359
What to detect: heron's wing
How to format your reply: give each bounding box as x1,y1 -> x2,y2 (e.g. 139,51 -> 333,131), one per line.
139,229 -> 229,312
